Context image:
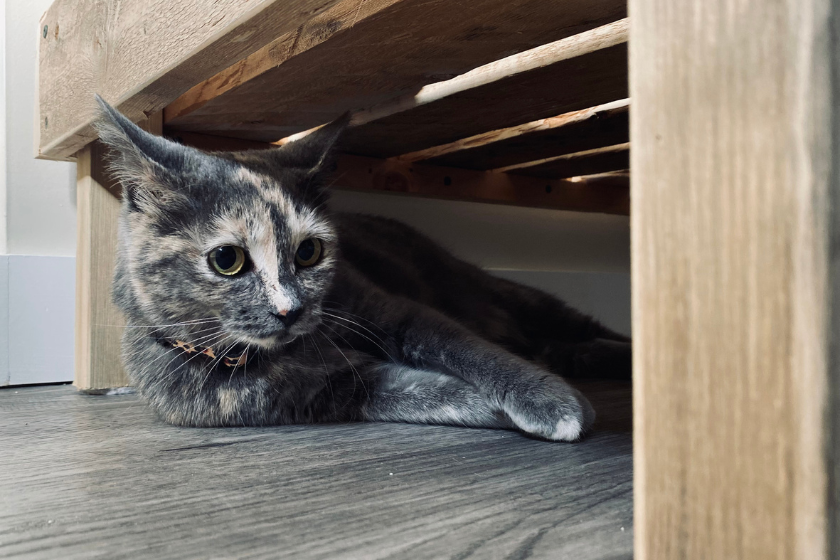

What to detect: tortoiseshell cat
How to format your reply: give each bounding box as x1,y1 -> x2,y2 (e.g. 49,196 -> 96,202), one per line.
97,97 -> 631,441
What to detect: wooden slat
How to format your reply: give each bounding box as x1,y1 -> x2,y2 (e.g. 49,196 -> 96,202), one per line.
169,131 -> 629,215
74,114 -> 162,391
631,0 -> 839,558
340,23 -> 628,158
163,2 -> 627,141
37,0 -> 350,160
399,99 -> 629,171
503,143 -> 630,180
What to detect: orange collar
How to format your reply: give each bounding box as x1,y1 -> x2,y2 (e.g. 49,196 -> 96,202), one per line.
164,339 -> 249,368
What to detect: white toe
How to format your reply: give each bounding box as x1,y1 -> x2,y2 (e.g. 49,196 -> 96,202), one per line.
551,417 -> 583,441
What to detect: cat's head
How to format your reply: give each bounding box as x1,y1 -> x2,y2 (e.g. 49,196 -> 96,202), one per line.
96,97 -> 347,351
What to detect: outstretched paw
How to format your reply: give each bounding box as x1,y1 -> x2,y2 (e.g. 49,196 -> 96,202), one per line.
503,380 -> 595,442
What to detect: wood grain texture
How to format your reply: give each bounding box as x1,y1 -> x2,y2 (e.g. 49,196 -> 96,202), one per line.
74,114 -> 162,391
169,131 -> 630,215
347,20 -> 628,128
37,0 -> 348,160
163,3 -> 627,142
341,39 -> 627,158
333,154 -> 631,216
504,143 -> 630,180
163,0 -> 406,123
74,142 -> 127,391
403,100 -> 629,171
0,382 -> 633,559
630,0 -> 839,558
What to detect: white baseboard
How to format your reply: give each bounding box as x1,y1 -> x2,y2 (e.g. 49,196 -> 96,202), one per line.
0,255 -> 75,386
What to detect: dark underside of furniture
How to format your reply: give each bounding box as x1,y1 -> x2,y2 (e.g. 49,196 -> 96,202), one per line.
39,1 -> 631,215
0,382 -> 632,559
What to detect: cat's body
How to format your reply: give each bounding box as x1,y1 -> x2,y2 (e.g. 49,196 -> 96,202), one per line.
99,98 -> 630,441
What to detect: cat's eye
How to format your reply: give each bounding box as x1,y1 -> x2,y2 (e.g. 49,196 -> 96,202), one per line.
295,239 -> 322,268
208,246 -> 247,276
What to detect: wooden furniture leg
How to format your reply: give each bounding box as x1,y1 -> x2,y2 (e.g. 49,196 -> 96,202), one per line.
630,0 -> 839,558
74,141 -> 126,391
74,114 -> 162,391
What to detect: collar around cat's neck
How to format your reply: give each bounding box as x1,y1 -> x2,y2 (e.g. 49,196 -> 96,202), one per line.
160,338 -> 249,368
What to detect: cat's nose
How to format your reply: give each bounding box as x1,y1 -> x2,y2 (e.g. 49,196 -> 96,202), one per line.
275,307 -> 303,328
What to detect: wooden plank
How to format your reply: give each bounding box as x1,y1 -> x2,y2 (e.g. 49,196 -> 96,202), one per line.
0,382 -> 632,558
630,0 -> 839,558
74,114 -> 162,391
503,143 -> 630,180
399,99 -> 629,170
163,3 -> 627,141
169,131 -> 630,215
37,0 -> 350,160
340,24 -> 628,158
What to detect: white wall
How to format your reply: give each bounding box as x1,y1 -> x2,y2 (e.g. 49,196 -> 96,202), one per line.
0,0 -> 6,253
4,0 -> 76,256
330,191 -> 630,273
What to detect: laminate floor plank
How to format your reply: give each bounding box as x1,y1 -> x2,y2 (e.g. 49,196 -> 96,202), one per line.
0,382 -> 632,559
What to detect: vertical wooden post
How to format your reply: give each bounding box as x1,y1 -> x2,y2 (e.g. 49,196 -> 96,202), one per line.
630,0 -> 840,558
630,0 -> 839,558
75,140 -> 125,391
74,113 -> 163,391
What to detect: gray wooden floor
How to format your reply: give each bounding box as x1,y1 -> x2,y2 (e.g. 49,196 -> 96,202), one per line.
0,382 -> 632,560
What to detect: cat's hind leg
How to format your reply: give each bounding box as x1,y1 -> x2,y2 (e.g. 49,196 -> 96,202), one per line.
490,280 -> 633,380
543,338 -> 633,380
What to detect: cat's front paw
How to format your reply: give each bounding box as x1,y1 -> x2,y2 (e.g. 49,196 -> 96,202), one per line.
503,379 -> 595,442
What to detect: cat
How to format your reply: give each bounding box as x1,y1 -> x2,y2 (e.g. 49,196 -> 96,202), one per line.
96,96 -> 631,442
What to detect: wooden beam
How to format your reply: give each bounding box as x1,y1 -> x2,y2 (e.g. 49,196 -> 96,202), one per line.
163,2 -> 627,140
397,99 -> 629,170
501,143 -> 630,180
169,130 -> 629,215
74,114 -> 162,392
37,0 -> 348,160
630,0 -> 839,558
334,154 -> 630,216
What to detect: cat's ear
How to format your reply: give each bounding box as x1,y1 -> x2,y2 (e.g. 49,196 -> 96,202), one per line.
94,95 -> 197,212
266,113 -> 350,202
277,113 -> 350,175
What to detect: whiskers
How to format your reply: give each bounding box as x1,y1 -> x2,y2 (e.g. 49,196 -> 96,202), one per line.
320,311 -> 395,363
140,328 -> 230,394
316,328 -> 370,402
120,323 -> 223,364
121,305 -> 396,421
313,307 -> 396,403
